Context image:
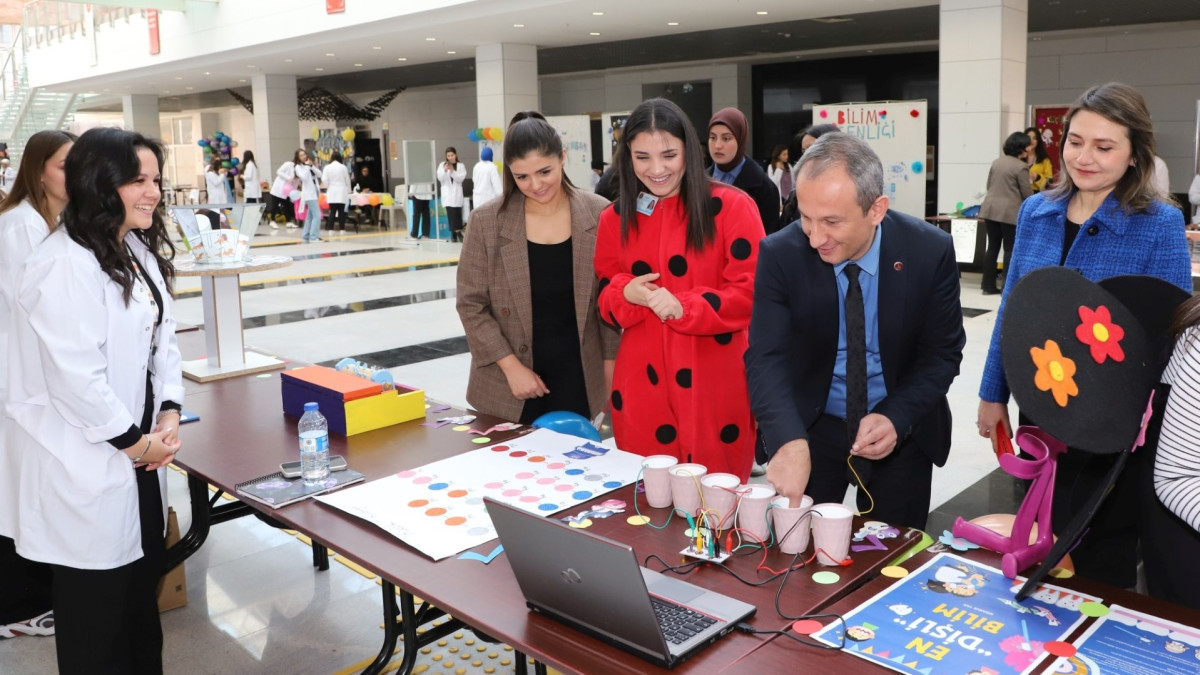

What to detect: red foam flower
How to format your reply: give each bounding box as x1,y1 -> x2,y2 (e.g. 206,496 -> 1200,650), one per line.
1075,305 -> 1125,364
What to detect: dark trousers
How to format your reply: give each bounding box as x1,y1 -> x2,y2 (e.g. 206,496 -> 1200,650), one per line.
265,194 -> 291,223
803,414 -> 933,530
244,196 -> 263,203
328,203 -> 347,230
0,535 -> 52,624
410,198 -> 431,238
51,467 -> 165,675
982,219 -> 1015,291
446,206 -> 464,241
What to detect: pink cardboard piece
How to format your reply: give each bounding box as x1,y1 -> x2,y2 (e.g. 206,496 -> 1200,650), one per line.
640,455 -> 678,509
771,495 -> 814,554
668,464 -> 708,518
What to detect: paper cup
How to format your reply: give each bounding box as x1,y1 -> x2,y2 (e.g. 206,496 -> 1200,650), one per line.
668,463 -> 708,517
770,495 -> 814,555
811,502 -> 854,565
700,473 -> 741,530
735,484 -> 777,544
640,455 -> 678,509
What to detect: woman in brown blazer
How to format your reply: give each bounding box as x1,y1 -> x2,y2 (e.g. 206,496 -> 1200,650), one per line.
457,111 -> 619,423
978,131 -> 1035,294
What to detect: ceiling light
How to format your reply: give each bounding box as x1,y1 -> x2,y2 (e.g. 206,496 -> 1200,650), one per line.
238,79 -> 246,83
513,23 -> 524,27
372,46 -> 382,50
203,71 -> 210,75
285,58 -> 293,62
315,67 -> 324,71
447,50 -> 456,54
592,11 -> 604,15
397,57 -> 408,61
246,64 -> 256,68
184,87 -> 192,91
325,52 -> 335,56
425,37 -> 436,41
589,32 -> 600,36
354,63 -> 363,67
756,10 -> 768,15
667,22 -> 679,26
174,76 -> 182,80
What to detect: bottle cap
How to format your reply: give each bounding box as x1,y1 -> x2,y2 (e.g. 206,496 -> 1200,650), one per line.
304,402 -> 319,412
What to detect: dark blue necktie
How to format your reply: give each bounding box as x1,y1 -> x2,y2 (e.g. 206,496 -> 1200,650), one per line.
844,264 -> 867,445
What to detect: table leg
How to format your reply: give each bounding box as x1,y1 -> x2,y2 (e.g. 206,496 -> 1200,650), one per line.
165,472 -> 215,573
363,583 -> 465,675
201,274 -> 246,369
312,542 -> 330,571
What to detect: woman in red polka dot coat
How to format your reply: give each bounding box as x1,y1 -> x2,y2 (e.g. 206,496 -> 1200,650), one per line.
595,98 -> 764,481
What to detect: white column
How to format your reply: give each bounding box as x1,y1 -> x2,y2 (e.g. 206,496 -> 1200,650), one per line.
122,94 -> 160,136
938,0 -> 1027,214
475,43 -> 539,138
251,74 -> 299,176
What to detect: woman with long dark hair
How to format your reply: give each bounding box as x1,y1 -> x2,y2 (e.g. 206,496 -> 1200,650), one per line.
240,149 -> 261,203
457,112 -> 618,423
5,127 -> 184,673
595,98 -> 764,481
0,129 -> 75,640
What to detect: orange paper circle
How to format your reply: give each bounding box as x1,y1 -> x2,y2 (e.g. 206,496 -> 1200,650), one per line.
447,490 -> 468,498
445,516 -> 467,526
1044,641 -> 1077,657
408,499 -> 429,508
425,507 -> 447,516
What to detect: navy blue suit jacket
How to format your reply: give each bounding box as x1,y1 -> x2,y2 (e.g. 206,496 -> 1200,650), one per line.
745,210 -> 965,466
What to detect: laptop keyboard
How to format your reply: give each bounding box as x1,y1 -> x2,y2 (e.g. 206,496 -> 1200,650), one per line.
650,598 -> 718,645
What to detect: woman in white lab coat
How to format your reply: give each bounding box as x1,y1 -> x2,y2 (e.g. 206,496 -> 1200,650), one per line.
0,129 -> 75,640
437,146 -> 467,242
294,148 -> 322,242
6,127 -> 183,673
240,150 -> 262,203
267,154 -> 298,228
471,146 -> 502,210
203,156 -> 229,203
322,150 -> 352,231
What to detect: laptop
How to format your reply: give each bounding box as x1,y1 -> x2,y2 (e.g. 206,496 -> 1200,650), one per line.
484,497 -> 756,669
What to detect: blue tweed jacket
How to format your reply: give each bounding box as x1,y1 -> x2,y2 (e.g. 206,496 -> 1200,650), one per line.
979,191 -> 1192,403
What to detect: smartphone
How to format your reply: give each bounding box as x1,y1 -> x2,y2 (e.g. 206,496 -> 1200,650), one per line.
281,455 -> 348,478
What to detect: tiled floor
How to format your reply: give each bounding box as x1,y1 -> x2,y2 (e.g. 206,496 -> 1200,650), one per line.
2,224 -> 1025,673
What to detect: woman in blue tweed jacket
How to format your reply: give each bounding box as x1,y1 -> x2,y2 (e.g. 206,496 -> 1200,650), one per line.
977,83 -> 1192,593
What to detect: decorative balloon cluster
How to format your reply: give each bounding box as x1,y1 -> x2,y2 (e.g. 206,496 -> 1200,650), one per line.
467,127 -> 504,142
196,131 -> 241,176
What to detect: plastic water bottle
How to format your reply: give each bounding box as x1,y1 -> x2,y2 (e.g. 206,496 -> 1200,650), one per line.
298,402 -> 330,485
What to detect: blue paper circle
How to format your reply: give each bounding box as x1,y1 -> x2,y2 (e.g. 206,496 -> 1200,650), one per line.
911,161 -> 924,174
565,468 -> 584,476
572,491 -> 592,500
603,481 -> 621,488
428,482 -> 449,490
537,503 -> 558,512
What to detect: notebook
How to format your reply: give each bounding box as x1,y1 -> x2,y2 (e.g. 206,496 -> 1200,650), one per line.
484,497 -> 755,669
235,468 -> 365,509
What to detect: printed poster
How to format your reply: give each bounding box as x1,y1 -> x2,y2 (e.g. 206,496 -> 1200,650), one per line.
812,552 -> 1100,675
1046,604 -> 1200,674
316,429 -> 644,560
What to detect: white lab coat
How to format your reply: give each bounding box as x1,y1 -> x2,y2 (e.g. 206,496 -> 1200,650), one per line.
322,161 -> 351,205
2,229 -> 183,569
0,166 -> 15,194
205,168 -> 230,203
471,161 -> 502,209
295,163 -> 321,201
270,161 -> 296,199
437,161 -> 467,208
242,161 -> 262,199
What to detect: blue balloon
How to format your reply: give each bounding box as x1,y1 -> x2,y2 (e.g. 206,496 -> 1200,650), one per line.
531,411 -> 601,441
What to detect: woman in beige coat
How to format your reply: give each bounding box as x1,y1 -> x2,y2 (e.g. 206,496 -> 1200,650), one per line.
978,131 -> 1035,294
457,111 -> 619,423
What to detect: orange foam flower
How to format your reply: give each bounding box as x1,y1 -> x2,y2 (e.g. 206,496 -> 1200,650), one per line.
1075,305 -> 1125,364
1031,340 -> 1078,407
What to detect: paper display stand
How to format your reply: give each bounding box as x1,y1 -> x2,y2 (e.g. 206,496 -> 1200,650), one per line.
812,100 -> 928,219
600,111 -> 631,165
546,114 -> 593,190
403,139 -> 447,239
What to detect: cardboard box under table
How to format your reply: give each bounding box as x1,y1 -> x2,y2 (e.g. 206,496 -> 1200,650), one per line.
281,366 -> 425,435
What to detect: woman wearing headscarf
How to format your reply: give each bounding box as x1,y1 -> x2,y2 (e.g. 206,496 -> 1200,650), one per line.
707,107 -> 778,236
471,147 -> 502,210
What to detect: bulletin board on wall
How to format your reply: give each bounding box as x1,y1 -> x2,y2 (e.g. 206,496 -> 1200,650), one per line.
546,114 -> 593,191
600,111 -> 631,165
403,140 -> 437,186
1029,104 -> 1070,181
812,100 -> 928,218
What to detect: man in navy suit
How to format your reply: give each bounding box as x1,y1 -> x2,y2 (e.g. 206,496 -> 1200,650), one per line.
745,133 -> 965,529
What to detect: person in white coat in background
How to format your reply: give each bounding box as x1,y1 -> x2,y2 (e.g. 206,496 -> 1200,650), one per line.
267,155 -> 298,228
321,151 -> 352,232
203,157 -> 229,204
5,127 -> 184,674
294,148 -> 323,243
240,150 -> 262,204
437,146 -> 467,242
0,129 -> 75,641
0,158 -> 16,197
471,146 -> 502,211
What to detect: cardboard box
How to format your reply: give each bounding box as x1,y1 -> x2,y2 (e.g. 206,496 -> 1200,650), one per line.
157,507 -> 187,612
281,365 -> 425,435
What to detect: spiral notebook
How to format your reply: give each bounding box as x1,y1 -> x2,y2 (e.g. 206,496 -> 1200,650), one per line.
235,468 -> 365,509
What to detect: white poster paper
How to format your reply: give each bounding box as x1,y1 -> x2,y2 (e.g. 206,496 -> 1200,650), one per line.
546,115 -> 593,192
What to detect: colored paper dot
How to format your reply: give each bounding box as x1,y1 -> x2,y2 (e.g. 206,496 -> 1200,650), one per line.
465,497 -> 483,505
483,482 -> 503,489
603,481 -> 621,488
568,519 -> 593,529
537,478 -> 556,485
812,571 -> 840,585
537,503 -> 558,512
491,445 -> 509,452
453,425 -> 471,431
572,491 -> 593,500
509,451 -> 527,458
408,499 -> 429,508
429,482 -> 449,490
397,470 -> 417,478
1079,602 -> 1108,617
413,476 -> 432,485
911,161 -> 924,174
447,490 -> 468,498
502,489 -> 522,497
1044,641 -> 1077,657
627,515 -> 651,525
881,566 -> 909,579
425,507 -> 447,516
555,484 -> 574,492
791,620 -> 823,635
547,462 -> 566,469
585,475 -> 603,482
909,109 -> 920,117
445,517 -> 467,526
466,527 -> 490,536
565,468 -> 584,476
1048,567 -> 1074,579
519,495 -> 539,503
472,437 -> 492,444
528,456 -> 546,463
818,110 -> 828,118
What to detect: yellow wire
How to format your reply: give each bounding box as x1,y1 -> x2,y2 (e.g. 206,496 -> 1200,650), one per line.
846,454 -> 875,517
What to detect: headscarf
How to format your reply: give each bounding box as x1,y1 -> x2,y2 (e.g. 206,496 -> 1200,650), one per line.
708,107 -> 748,173
481,147 -> 493,162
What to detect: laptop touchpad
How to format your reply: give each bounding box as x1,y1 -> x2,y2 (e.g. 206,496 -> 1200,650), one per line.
647,576 -> 705,604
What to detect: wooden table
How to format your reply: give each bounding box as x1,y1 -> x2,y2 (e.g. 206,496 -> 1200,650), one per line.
173,254 -> 291,382
166,360 -> 923,675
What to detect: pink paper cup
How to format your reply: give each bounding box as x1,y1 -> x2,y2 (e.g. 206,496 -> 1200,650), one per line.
640,455 -> 678,509
811,502 -> 854,565
735,484 -> 777,544
700,473 -> 741,530
668,463 -> 708,517
770,495 -> 814,555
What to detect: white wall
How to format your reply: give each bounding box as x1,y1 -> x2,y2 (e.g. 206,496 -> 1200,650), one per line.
540,63 -> 751,119
375,83 -> 480,183
1027,22 -> 1200,193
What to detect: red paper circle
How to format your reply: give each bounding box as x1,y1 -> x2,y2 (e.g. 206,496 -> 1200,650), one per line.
791,619 -> 823,635
910,109 -> 920,117
1043,641 -> 1077,657
818,110 -> 828,118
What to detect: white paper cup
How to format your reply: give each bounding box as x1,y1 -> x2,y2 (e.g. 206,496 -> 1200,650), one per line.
640,455 -> 678,509
770,495 -> 814,555
700,473 -> 741,530
811,502 -> 854,565
735,484 -> 777,544
668,463 -> 708,517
